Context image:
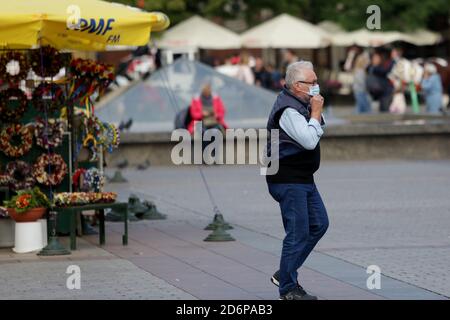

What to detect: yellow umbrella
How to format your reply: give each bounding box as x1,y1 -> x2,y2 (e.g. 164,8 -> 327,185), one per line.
0,0 -> 170,51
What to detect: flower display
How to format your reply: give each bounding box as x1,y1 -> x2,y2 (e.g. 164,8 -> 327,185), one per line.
16,194 -> 32,209
54,192 -> 117,207
30,46 -> 66,78
82,167 -> 105,192
80,115 -> 102,161
68,58 -> 115,100
34,118 -> 65,150
5,161 -> 35,191
32,153 -> 68,186
99,122 -> 120,153
3,187 -> 51,214
0,51 -> 30,83
32,82 -> 65,114
0,174 -> 10,187
72,168 -> 86,190
0,88 -> 28,123
0,123 -> 34,158
0,45 -> 121,215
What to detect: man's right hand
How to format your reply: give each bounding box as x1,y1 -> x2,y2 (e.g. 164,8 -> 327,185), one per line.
310,95 -> 324,121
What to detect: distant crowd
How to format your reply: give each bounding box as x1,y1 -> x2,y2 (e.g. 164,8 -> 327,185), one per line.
208,47 -> 450,114
344,46 -> 449,114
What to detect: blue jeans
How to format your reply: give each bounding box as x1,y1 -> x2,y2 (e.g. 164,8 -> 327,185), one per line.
268,183 -> 329,295
425,94 -> 442,114
354,91 -> 371,113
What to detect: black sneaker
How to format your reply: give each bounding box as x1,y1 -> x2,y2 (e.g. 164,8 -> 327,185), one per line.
270,270 -> 280,287
271,270 -> 299,288
279,287 -> 318,300
271,270 -> 318,300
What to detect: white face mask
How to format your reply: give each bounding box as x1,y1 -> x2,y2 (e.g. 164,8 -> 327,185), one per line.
308,84 -> 320,96
296,82 -> 320,97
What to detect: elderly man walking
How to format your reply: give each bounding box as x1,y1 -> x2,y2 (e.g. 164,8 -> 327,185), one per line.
266,61 -> 328,300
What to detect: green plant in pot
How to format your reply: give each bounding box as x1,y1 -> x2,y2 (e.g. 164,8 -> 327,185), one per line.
3,187 -> 51,222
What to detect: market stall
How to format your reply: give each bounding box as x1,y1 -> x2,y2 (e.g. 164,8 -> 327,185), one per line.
0,0 -> 169,253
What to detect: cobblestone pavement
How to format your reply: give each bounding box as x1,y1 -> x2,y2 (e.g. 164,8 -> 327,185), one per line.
1,160 -> 448,300
103,160 -> 450,298
0,239 -> 195,300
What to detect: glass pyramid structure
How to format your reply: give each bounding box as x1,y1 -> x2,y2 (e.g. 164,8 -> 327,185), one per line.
96,58 -> 277,133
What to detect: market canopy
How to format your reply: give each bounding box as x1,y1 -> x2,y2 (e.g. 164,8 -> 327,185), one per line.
331,28 -> 442,47
403,29 -> 443,46
0,0 -> 170,51
240,13 -> 331,49
157,15 -> 241,50
96,58 -> 277,132
317,20 -> 345,34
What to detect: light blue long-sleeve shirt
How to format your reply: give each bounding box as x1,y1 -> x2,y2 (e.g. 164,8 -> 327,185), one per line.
421,74 -> 443,113
279,108 -> 325,150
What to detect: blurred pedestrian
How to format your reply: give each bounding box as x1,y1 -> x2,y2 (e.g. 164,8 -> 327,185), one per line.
187,83 -> 228,134
421,63 -> 443,114
282,49 -> 299,75
345,46 -> 371,113
366,48 -> 395,112
388,48 -> 410,114
236,54 -> 254,85
267,64 -> 284,91
252,57 -> 272,89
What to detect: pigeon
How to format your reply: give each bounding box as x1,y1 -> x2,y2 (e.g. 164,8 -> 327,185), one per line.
137,160 -> 150,171
118,118 -> 133,132
116,159 -> 129,169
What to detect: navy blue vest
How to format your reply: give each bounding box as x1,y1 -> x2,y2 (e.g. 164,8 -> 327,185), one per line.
266,87 -> 321,184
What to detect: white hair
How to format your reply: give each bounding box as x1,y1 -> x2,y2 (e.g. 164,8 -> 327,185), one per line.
424,63 -> 437,74
285,60 -> 314,89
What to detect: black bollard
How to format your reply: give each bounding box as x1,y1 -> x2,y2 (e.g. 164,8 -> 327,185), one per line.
38,211 -> 71,256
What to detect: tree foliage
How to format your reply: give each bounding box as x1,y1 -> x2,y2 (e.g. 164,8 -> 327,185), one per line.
107,0 -> 450,32
317,0 -> 450,31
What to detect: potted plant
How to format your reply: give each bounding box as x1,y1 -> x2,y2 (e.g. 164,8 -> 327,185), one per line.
3,187 -> 51,222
